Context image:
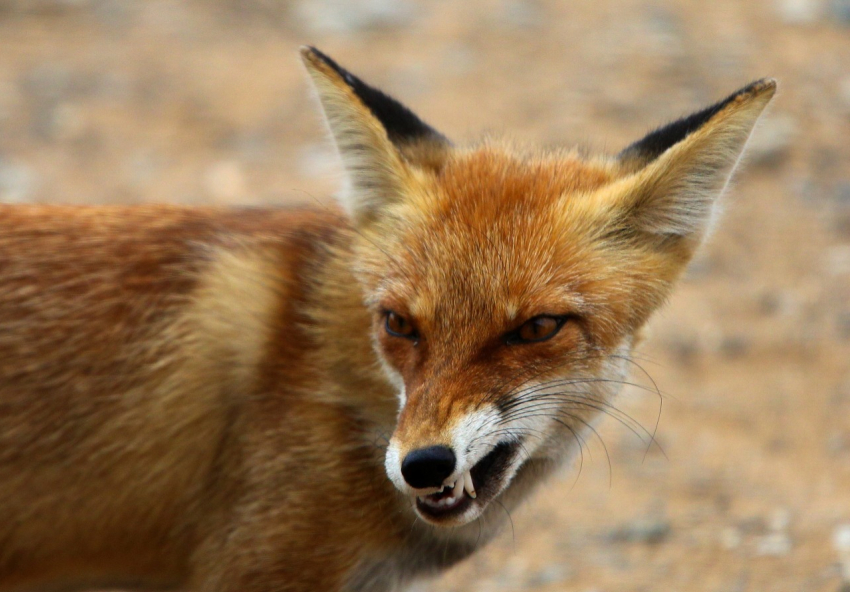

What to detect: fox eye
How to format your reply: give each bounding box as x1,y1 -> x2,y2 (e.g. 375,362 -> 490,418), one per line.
507,315 -> 568,345
385,311 -> 417,340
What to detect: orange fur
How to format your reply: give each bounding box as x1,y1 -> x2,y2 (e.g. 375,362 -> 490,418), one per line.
0,49 -> 775,591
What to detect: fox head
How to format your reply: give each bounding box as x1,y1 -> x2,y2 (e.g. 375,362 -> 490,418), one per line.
301,47 -> 775,528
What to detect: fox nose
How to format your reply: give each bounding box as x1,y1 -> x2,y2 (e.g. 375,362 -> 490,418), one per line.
401,445 -> 456,489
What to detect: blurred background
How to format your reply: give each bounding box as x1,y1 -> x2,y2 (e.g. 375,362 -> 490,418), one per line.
1,0 -> 848,590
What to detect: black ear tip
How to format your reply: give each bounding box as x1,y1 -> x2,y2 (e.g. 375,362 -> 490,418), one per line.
300,46 -> 448,148
300,46 -> 339,71
739,77 -> 777,96
299,45 -> 318,61
619,78 -> 777,166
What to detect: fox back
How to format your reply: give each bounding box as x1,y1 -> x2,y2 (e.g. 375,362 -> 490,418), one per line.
0,48 -> 775,592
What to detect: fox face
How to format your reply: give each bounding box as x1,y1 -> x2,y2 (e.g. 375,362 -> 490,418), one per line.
301,48 -> 775,527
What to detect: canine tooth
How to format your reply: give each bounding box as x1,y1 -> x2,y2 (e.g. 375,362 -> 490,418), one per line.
464,471 -> 476,499
452,476 -> 464,498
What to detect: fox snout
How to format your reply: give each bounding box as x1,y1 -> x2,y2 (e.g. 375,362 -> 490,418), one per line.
386,403 -> 471,496
384,384 -> 517,525
400,445 -> 456,490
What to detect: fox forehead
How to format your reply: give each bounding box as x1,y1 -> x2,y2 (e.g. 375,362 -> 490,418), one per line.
364,146 -> 620,324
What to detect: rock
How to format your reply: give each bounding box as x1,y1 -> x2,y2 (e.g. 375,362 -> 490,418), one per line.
0,159 -> 36,203
295,0 -> 416,34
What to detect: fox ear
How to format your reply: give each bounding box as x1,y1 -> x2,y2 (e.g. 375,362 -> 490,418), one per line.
608,79 -> 776,250
300,46 -> 449,223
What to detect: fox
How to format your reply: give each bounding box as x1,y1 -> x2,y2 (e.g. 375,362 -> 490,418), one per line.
0,46 -> 774,592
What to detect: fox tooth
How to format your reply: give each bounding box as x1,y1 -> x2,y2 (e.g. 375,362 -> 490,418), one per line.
452,476 -> 464,498
464,471 -> 476,499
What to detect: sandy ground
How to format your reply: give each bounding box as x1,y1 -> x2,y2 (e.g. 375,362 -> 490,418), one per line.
1,1 -> 849,590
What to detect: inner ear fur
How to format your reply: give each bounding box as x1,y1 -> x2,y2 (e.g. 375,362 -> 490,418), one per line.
300,47 -> 450,224
603,79 -> 776,248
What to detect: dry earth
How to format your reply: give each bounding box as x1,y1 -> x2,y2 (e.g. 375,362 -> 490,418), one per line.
1,1 -> 849,590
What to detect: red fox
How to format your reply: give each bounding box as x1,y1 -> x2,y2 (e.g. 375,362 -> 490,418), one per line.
0,47 -> 774,591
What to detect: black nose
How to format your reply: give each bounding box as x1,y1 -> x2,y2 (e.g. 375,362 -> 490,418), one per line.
401,445 -> 456,489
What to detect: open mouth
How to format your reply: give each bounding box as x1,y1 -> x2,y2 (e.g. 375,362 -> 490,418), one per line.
415,441 -> 520,523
